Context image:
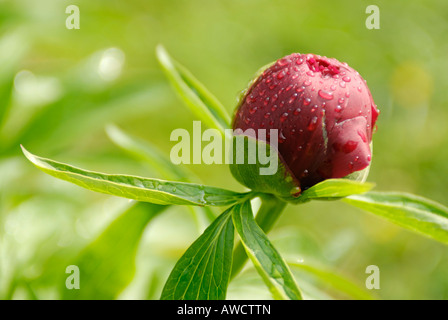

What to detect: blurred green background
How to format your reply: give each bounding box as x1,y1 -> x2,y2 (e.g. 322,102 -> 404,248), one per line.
1,0 -> 448,300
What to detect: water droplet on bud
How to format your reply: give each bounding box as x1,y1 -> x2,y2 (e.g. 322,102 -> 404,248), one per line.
290,186 -> 301,197
288,93 -> 298,104
277,58 -> 289,66
280,112 -> 289,122
249,106 -> 257,114
318,90 -> 334,100
246,95 -> 256,103
358,130 -> 367,142
307,116 -> 318,131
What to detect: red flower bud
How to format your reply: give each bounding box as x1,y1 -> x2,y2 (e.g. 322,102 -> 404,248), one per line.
232,53 -> 380,191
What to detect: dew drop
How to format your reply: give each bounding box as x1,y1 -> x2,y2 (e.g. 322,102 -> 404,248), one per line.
264,112 -> 270,119
303,79 -> 312,86
249,106 -> 257,114
277,71 -> 285,80
358,130 -> 367,142
277,58 -> 289,66
335,105 -> 342,112
339,81 -> 346,88
290,186 -> 301,197
296,86 -> 305,93
280,112 -> 289,122
246,94 -> 256,104
367,154 -> 372,162
338,98 -> 345,104
330,85 -> 337,91
318,90 -> 334,100
307,116 -> 318,131
293,107 -> 301,115
303,98 -> 311,106
271,104 -> 278,112
342,140 -> 358,153
342,76 -> 351,82
288,93 -> 298,104
286,84 -> 294,91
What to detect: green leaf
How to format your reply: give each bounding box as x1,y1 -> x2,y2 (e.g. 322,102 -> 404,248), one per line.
229,134 -> 301,202
22,146 -> 249,206
297,179 -> 375,203
106,124 -> 192,181
289,262 -> 375,300
231,200 -> 303,300
156,44 -> 231,134
161,206 -> 235,300
230,194 -> 287,279
343,192 -> 448,244
62,202 -> 166,299
106,125 -> 217,225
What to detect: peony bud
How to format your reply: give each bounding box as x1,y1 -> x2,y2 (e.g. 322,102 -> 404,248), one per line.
232,53 -> 379,194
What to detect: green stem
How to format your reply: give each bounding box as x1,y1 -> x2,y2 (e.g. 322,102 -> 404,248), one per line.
230,193 -> 287,279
